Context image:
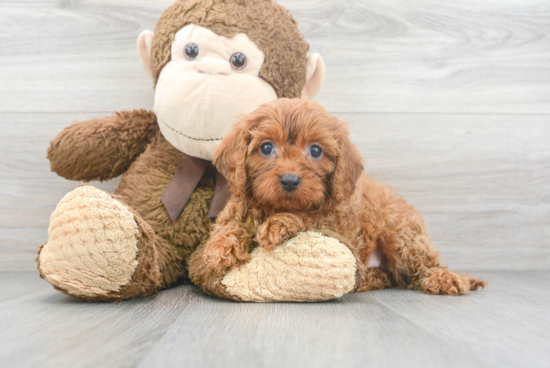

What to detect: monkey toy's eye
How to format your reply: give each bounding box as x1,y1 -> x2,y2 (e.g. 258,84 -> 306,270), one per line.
309,144 -> 323,159
260,141 -> 274,157
230,52 -> 247,70
184,42 -> 199,60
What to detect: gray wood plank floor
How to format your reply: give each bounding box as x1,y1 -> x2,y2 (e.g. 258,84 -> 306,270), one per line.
1,271 -> 548,368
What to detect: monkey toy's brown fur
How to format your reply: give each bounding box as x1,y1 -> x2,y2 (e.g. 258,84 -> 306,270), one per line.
37,0 -> 330,302
203,99 -> 486,296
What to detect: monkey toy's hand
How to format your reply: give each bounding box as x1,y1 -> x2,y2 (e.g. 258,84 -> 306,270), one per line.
255,213 -> 306,250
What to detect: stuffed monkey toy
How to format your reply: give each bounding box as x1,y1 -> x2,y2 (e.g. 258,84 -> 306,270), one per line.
37,0 -> 361,302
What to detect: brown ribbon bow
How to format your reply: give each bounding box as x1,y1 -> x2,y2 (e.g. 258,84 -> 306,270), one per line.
161,155 -> 230,222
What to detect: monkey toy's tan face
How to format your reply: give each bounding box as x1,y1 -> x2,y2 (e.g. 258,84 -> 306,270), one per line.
153,25 -> 277,160
138,23 -> 324,161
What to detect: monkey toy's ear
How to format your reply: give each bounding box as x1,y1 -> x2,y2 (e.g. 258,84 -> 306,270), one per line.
301,53 -> 325,100
137,30 -> 155,77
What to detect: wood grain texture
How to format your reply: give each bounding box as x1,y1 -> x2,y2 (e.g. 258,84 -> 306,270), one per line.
0,0 -> 549,113
0,271 -> 50,303
0,271 -> 548,368
296,0 -> 550,113
137,290 -> 490,368
0,282 -> 195,368
374,271 -> 550,368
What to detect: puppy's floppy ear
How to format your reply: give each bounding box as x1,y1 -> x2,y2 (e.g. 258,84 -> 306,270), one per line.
332,121 -> 364,201
213,117 -> 253,195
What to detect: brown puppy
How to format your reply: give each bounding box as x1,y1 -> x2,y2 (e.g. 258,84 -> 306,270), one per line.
203,99 -> 485,295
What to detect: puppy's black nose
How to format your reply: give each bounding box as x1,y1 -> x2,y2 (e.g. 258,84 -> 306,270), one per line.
279,174 -> 301,192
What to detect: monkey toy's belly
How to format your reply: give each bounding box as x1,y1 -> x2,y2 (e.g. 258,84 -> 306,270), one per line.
115,131 -> 215,263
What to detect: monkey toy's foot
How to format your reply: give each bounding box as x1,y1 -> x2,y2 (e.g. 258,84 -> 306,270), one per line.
221,232 -> 357,302
37,186 -> 160,302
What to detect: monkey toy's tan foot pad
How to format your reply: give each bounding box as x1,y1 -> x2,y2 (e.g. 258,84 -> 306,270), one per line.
221,232 -> 357,302
38,186 -> 159,301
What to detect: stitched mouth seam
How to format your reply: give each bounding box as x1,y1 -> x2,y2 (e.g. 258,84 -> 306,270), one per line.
159,119 -> 224,141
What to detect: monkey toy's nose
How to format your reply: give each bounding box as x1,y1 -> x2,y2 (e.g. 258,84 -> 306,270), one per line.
279,174 -> 301,192
197,56 -> 231,75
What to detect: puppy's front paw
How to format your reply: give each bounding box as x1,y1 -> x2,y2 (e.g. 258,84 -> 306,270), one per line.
255,214 -> 305,250
202,236 -> 250,275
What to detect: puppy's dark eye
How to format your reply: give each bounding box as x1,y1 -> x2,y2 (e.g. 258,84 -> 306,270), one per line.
309,145 -> 323,159
184,42 -> 199,60
230,52 -> 247,70
260,142 -> 274,156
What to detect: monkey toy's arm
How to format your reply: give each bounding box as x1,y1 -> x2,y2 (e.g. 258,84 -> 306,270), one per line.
48,110 -> 158,181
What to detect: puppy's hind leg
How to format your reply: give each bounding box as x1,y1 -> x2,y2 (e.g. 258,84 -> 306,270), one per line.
383,227 -> 486,296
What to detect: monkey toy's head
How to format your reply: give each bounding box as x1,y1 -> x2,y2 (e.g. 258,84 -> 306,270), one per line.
137,0 -> 324,160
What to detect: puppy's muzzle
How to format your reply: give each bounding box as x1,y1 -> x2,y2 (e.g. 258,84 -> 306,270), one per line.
279,174 -> 301,192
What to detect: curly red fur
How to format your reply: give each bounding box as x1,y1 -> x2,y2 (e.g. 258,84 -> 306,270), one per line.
255,213 -> 305,250
205,99 -> 486,295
